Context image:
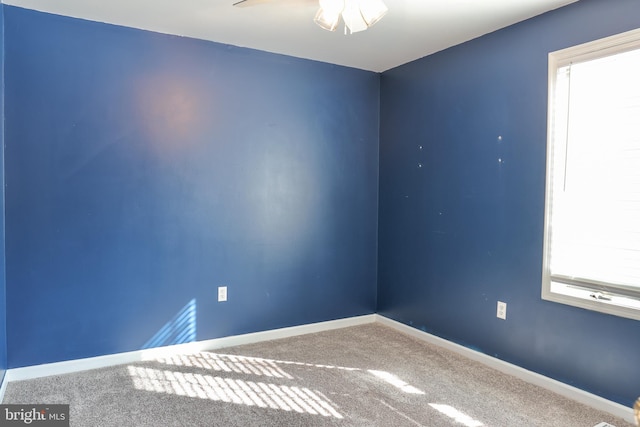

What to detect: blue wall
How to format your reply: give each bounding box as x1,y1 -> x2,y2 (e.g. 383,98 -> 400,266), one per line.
0,4 -> 7,384
378,0 -> 640,406
1,0 -> 638,410
3,6 -> 379,368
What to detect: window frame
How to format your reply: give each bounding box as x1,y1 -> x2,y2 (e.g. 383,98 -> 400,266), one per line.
542,28 -> 640,321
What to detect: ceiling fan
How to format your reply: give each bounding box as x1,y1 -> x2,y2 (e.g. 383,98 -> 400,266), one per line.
232,0 -> 388,34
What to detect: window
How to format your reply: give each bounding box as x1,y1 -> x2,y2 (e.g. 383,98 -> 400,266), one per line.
542,28 -> 640,321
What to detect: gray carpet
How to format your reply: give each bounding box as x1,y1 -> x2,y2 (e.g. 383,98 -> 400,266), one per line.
3,323 -> 634,426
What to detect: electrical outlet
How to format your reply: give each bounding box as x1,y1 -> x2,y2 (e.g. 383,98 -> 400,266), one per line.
218,286 -> 227,302
497,301 -> 507,320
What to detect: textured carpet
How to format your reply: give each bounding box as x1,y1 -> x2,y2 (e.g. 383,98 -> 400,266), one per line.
3,323 -> 634,426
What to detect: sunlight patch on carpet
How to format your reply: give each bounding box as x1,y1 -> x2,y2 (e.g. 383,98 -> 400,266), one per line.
368,370 -> 425,394
429,403 -> 483,427
127,366 -> 343,418
155,353 -> 294,379
155,352 -> 361,375
154,352 -> 423,397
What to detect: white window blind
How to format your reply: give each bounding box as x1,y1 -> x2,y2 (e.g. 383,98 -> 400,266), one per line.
543,29 -> 640,320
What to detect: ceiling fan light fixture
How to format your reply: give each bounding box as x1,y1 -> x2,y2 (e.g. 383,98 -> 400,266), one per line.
314,0 -> 387,34
314,7 -> 341,31
341,0 -> 368,33
319,0 -> 343,12
360,0 -> 388,27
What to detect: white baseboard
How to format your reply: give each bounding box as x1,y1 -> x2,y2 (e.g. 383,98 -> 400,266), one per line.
374,314 -> 635,425
0,313 -> 634,424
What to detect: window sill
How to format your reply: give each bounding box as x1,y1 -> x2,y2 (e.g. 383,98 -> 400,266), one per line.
542,281 -> 640,321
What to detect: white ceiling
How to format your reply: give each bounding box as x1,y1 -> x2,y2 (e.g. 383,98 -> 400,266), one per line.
2,0 -> 579,72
